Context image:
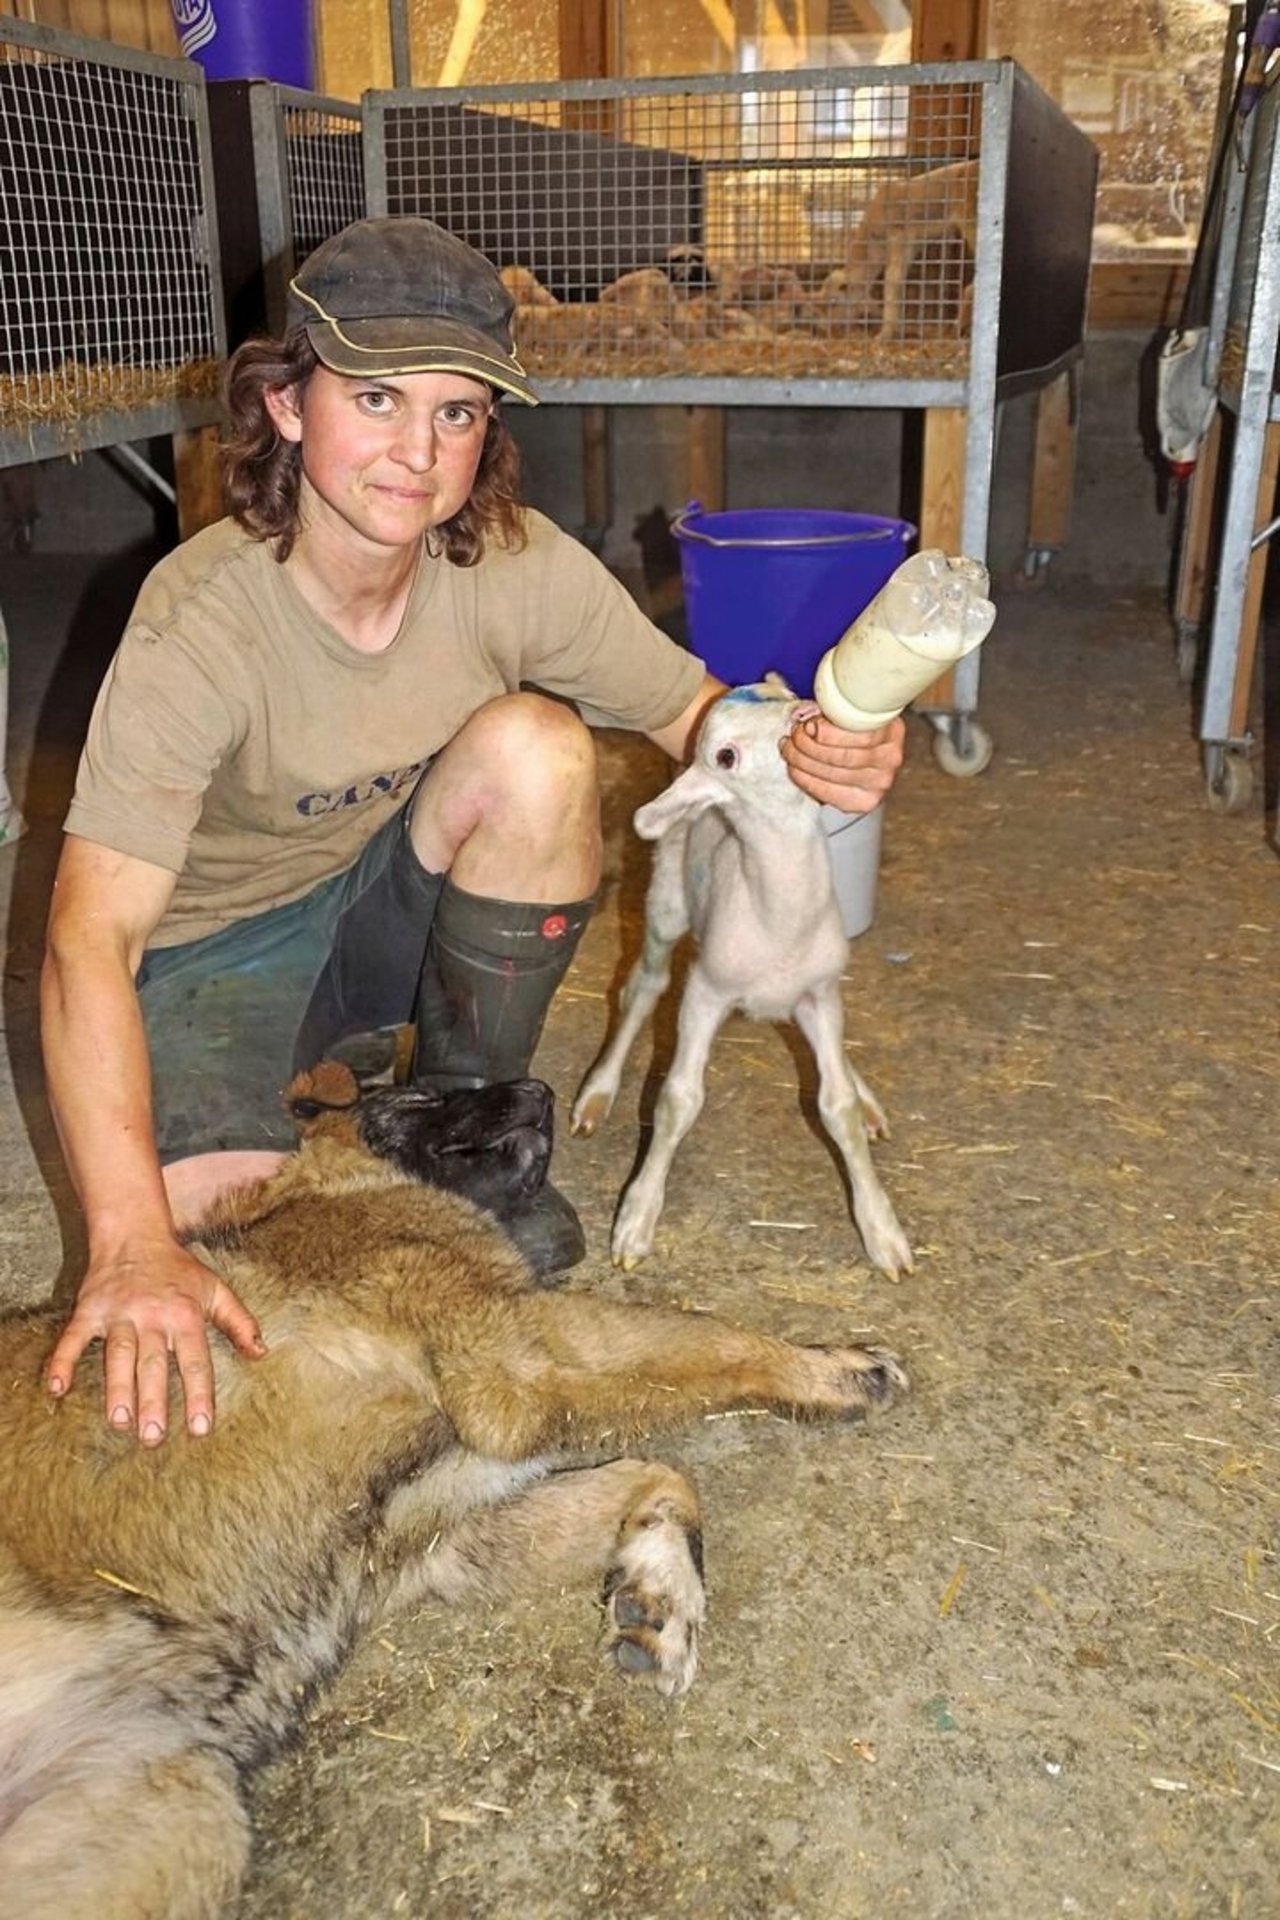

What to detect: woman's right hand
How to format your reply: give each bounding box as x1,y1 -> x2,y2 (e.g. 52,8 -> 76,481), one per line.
45,1239 -> 265,1446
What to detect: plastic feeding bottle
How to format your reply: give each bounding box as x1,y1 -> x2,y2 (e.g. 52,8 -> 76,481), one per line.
813,549 -> 996,732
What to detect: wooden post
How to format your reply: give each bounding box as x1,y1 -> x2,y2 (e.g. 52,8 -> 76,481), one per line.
1172,409 -> 1223,632
1228,418 -> 1280,740
909,0 -> 989,61
581,402 -> 611,537
908,0 -> 989,159
687,406 -> 726,512
557,1 -> 616,547
558,0 -> 610,88
1027,366 -> 1079,557
173,426 -> 226,542
914,406 -> 967,711
908,2 -> 990,711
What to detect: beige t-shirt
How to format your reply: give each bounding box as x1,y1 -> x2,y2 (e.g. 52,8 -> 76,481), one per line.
66,511 -> 705,948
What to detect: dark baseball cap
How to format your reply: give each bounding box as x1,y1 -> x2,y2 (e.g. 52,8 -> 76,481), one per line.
287,216 -> 537,406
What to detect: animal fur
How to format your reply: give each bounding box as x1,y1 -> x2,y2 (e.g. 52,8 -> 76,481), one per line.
286,1059 -> 556,1232
0,1111 -> 908,1918
500,263 -> 558,308
572,680 -> 913,1278
843,158 -> 980,342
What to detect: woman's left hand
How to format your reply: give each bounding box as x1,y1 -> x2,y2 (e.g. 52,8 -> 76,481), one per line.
781,711 -> 906,814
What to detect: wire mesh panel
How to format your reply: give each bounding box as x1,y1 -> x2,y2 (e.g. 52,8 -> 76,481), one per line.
0,17 -> 226,469
367,67 -> 996,393
366,62 -> 1094,408
209,82 -> 362,341
281,94 -> 364,267
363,62 -> 1094,746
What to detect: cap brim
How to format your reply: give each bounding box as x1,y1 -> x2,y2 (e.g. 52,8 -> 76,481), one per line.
304,315 -> 539,406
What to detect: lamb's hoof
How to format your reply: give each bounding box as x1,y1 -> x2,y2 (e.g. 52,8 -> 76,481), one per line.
610,1192 -> 658,1269
875,1238 -> 915,1281
860,1217 -> 914,1281
570,1087 -> 612,1138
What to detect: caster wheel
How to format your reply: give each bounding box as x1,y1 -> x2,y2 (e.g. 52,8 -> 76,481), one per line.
933,721 -> 994,779
1205,753 -> 1253,815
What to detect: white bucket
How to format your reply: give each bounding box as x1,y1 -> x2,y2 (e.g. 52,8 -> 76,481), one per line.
820,803 -> 883,940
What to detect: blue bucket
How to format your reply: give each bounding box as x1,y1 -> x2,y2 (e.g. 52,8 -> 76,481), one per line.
671,504 -> 916,698
170,0 -> 315,88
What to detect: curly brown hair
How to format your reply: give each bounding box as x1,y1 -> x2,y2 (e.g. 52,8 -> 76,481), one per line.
221,331 -> 527,565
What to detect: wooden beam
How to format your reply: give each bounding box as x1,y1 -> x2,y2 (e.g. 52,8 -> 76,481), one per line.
1172,407 -> 1222,635
1088,261 -> 1190,332
914,406 -> 967,711
438,0 -> 489,87
581,403 -> 611,535
687,407 -> 727,513
558,0 -> 611,82
173,426 -> 226,542
1027,368 -> 1078,556
907,0 -> 987,161
909,0 -> 988,61
558,2 -> 617,546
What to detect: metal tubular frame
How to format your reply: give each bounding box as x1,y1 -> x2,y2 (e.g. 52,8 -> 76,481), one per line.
208,81 -> 364,338
1198,78 -> 1280,797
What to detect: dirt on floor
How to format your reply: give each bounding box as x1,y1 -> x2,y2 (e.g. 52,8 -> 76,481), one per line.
0,559 -> 1277,1918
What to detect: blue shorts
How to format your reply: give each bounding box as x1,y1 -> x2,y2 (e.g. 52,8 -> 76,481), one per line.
137,799 -> 443,1160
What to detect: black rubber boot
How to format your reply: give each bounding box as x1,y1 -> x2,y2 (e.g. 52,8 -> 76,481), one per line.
411,880 -> 595,1278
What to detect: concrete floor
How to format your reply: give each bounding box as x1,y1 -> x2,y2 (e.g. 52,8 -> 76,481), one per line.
0,545 -> 1277,1917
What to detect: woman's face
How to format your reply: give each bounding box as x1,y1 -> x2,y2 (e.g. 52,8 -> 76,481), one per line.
266,366 -> 494,557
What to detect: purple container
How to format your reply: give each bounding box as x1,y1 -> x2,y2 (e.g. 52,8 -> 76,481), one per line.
671,503 -> 916,698
170,0 -> 315,89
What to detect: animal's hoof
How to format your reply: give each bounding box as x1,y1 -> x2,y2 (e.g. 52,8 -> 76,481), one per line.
860,1218 -> 914,1280
610,1193 -> 658,1269
570,1088 -> 612,1138
878,1238 -> 915,1280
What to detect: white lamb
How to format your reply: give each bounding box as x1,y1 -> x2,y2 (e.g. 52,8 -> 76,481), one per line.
571,678 -> 914,1277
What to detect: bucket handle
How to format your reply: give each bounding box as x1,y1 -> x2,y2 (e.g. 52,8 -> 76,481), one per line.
670,504 -> 915,552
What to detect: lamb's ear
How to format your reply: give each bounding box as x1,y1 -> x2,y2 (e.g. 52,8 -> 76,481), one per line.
633,763 -> 728,840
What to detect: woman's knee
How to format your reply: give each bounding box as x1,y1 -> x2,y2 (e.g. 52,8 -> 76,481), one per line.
407,693 -> 602,887
426,693 -> 599,832
466,693 -> 596,798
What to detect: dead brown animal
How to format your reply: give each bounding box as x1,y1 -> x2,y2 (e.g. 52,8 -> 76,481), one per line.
0,1132 -> 908,1919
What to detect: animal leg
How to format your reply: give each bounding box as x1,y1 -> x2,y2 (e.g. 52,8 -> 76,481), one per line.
572,832 -> 689,1138
0,1745 -> 248,1920
792,984 -> 914,1278
847,1061 -> 891,1140
397,1459 -> 707,1698
571,943 -> 670,1138
878,235 -> 909,342
610,966 -> 729,1268
430,1287 -> 909,1461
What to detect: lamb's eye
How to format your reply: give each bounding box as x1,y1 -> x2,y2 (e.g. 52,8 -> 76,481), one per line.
714,745 -> 739,770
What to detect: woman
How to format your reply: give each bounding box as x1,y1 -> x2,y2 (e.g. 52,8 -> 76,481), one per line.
41,217 -> 905,1446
